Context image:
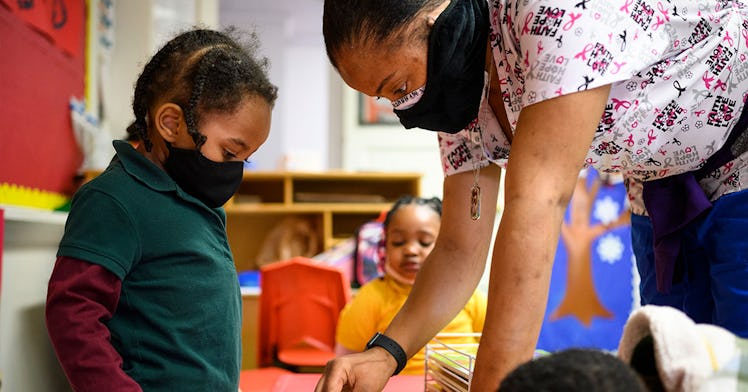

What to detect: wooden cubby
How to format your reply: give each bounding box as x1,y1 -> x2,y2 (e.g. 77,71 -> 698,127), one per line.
225,171 -> 422,272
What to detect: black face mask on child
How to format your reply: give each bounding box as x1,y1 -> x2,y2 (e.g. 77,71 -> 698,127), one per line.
393,0 -> 489,133
164,144 -> 244,208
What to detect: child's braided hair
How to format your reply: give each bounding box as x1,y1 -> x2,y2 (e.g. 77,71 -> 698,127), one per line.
126,26 -> 278,151
383,195 -> 442,231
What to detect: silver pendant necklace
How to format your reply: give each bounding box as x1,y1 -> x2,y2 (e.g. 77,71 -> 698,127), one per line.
469,70 -> 492,221
470,166 -> 481,220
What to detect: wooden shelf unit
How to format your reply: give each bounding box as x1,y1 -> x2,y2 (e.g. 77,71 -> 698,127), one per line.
225,171 -> 422,272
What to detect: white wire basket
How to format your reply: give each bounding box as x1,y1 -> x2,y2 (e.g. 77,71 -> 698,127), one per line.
424,333 -> 481,392
424,333 -> 553,391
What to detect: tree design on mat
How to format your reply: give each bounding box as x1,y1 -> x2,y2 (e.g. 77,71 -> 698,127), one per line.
550,172 -> 630,326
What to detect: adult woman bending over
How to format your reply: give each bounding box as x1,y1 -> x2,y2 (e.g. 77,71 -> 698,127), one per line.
317,1 -> 748,391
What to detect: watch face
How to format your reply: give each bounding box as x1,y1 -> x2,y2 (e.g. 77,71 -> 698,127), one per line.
367,332 -> 382,348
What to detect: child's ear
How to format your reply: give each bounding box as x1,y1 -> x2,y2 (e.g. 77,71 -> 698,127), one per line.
154,103 -> 185,143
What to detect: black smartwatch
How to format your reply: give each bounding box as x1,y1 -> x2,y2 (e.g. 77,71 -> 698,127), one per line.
366,332 -> 407,376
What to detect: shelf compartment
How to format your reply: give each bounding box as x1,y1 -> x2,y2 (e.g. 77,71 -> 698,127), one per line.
226,212 -> 323,271
331,211 -> 385,243
292,175 -> 420,204
231,176 -> 285,204
227,203 -> 393,213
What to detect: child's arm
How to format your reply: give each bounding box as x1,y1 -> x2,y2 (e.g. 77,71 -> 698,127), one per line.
335,344 -> 357,356
46,257 -> 142,392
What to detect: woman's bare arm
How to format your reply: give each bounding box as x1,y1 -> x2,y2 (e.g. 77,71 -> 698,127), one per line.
315,166 -> 500,392
384,164 -> 501,355
470,84 -> 612,391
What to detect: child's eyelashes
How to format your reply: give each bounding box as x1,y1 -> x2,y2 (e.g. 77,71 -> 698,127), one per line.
388,240 -> 434,248
224,149 -> 248,162
225,151 -> 252,164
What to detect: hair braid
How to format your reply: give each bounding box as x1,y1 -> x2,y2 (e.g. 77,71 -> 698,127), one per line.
384,195 -> 443,230
184,49 -> 223,149
126,48 -> 169,151
126,26 -> 278,153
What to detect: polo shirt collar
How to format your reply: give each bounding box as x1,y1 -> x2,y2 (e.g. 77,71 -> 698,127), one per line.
112,140 -> 177,193
112,140 -> 227,217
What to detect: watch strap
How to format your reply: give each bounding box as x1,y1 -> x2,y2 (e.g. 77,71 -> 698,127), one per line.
366,332 -> 407,375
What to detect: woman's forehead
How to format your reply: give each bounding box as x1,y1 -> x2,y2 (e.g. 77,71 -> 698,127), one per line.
337,41 -> 427,95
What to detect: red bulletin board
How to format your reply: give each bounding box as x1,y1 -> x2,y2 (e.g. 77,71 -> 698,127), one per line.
0,1 -> 85,196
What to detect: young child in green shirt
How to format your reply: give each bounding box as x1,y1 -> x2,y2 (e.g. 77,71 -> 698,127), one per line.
45,27 -> 277,391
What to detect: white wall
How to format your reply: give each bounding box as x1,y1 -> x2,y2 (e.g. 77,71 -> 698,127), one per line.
0,208 -> 71,392
218,0 -> 331,171
339,84 -> 446,199
99,1 -> 154,141
280,44 -> 330,171
100,0 -> 218,142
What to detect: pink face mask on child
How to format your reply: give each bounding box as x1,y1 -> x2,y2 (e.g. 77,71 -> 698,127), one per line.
391,85 -> 426,110
384,258 -> 417,286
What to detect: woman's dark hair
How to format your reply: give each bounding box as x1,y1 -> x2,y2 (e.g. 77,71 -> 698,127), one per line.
383,195 -> 442,230
126,26 -> 278,151
322,0 -> 443,68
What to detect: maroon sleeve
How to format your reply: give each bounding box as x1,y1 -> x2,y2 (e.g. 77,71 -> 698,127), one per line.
45,256 -> 142,392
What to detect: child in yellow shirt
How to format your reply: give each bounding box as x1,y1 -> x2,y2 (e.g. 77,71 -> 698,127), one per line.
335,196 -> 486,375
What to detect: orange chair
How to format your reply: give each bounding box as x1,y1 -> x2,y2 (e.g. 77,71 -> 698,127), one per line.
258,257 -> 352,371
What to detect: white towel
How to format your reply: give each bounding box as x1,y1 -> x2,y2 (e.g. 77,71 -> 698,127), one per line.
617,305 -> 747,392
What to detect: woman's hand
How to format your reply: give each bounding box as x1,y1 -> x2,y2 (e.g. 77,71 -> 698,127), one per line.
314,347 -> 397,392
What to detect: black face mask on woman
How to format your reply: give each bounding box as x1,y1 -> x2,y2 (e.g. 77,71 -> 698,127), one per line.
393,0 -> 489,133
164,144 -> 244,208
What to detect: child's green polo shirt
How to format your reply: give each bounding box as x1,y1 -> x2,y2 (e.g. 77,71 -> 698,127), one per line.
57,140 -> 241,391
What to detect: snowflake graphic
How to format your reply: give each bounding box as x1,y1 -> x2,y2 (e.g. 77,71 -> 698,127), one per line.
597,233 -> 625,264
593,196 -> 620,225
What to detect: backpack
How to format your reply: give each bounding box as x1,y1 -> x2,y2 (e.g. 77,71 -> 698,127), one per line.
353,218 -> 386,288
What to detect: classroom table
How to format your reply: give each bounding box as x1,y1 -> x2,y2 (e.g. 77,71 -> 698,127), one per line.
270,373 -> 424,392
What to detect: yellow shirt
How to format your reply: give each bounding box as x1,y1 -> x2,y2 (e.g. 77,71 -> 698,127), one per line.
335,276 -> 487,375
